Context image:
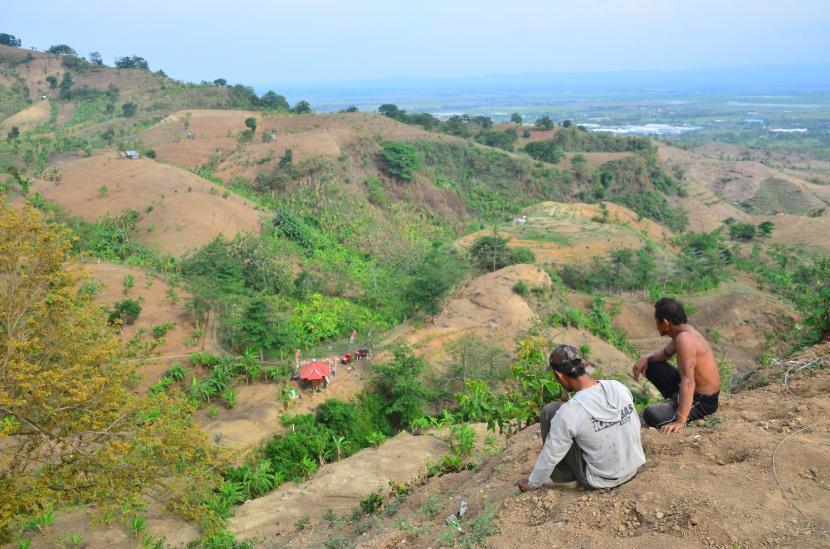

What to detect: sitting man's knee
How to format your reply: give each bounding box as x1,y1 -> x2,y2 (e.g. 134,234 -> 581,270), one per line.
541,401 -> 563,422
643,403 -> 673,428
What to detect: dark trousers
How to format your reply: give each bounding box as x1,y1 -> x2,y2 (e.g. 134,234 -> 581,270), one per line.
642,361 -> 719,428
539,401 -> 591,487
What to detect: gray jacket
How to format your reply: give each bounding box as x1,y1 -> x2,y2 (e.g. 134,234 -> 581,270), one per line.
529,380 -> 645,488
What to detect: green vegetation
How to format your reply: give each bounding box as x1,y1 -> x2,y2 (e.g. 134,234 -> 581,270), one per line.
524,140 -> 562,163
744,245 -> 830,343
549,296 -> 636,355
561,231 -> 733,295
380,142 -> 420,180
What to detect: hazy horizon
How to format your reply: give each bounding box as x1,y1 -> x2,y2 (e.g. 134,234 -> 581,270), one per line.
5,0 -> 830,88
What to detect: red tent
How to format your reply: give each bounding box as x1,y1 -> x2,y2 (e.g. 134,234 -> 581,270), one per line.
299,361 -> 329,381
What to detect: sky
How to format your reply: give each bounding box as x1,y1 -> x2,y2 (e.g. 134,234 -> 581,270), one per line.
5,0 -> 830,87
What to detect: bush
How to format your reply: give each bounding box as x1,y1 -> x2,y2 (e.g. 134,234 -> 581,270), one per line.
379,142 -> 420,180
359,489 -> 384,514
405,241 -> 467,315
534,116 -> 554,130
728,222 -> 756,241
121,102 -> 137,117
524,141 -> 562,164
510,247 -> 535,265
469,235 -> 512,272
512,281 -> 529,296
108,299 -> 142,325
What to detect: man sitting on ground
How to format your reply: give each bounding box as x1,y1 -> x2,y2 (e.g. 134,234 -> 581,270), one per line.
633,297 -> 721,433
516,345 -> 645,492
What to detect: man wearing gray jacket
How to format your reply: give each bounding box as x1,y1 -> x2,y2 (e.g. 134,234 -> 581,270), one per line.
516,345 -> 645,492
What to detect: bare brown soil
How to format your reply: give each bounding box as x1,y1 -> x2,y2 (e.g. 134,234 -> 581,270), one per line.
342,347 -> 830,549
32,154 -> 263,255
402,264 -> 552,360
0,100 -> 50,134
141,110 -> 452,173
607,284 -> 797,373
82,262 -> 218,391
194,359 -> 371,449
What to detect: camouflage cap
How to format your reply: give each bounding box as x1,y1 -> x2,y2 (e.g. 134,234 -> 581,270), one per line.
548,344 -> 584,372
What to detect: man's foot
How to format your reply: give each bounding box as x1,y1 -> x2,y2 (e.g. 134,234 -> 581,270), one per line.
540,478 -> 579,489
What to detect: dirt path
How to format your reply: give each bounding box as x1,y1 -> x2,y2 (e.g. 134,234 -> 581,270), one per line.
229,431 -> 451,543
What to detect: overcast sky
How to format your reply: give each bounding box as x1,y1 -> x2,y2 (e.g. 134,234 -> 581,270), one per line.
5,0 -> 829,86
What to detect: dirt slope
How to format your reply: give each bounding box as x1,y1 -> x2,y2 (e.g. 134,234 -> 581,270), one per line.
353,346 -> 830,549
32,154 -> 262,255
82,262 -> 218,391
142,110 -> 452,172
229,430 -> 457,543
402,264 -> 552,359
606,285 -> 796,374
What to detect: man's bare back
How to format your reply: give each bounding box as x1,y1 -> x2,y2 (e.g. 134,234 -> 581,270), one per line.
671,326 -> 720,395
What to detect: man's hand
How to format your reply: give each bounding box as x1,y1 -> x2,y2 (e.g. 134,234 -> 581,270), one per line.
659,420 -> 685,434
632,357 -> 648,381
515,478 -> 534,492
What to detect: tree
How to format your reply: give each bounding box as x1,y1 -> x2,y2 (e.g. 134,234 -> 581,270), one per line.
562,119 -> 573,128
371,343 -> 432,430
379,142 -> 420,180
341,106 -> 358,113
45,75 -> 57,89
88,51 -> 103,65
728,222 -> 756,241
758,221 -> 774,237
279,148 -> 293,169
406,242 -> 468,315
213,78 -> 227,87
510,113 -> 523,124
524,141 -> 563,164
378,104 -> 406,121
6,126 -> 19,140
114,55 -> 149,70
58,72 -> 73,98
47,44 -> 76,55
535,115 -> 554,130
244,116 -> 257,132
0,199 -> 224,537
121,101 -> 137,117
292,100 -> 312,114
469,235 -> 513,272
260,90 -> 289,110
0,33 -> 22,48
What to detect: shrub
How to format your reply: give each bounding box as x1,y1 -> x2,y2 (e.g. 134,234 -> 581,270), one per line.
121,102 -> 137,117
152,321 -> 174,338
469,235 -> 512,272
524,141 -> 563,163
534,115 -> 554,130
359,489 -> 384,514
380,142 -> 420,180
510,247 -> 535,265
108,299 -> 142,325
512,281 -> 529,296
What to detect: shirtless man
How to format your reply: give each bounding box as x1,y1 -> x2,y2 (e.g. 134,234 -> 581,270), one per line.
633,297 -> 721,434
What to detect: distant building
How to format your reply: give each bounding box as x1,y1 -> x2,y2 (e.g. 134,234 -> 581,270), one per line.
298,361 -> 330,390
124,150 -> 140,159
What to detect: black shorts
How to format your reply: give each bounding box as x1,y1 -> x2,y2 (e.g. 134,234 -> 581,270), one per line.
642,391 -> 719,428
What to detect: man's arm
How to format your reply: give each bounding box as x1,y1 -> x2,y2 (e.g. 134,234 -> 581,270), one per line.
633,340 -> 676,380
660,336 -> 696,433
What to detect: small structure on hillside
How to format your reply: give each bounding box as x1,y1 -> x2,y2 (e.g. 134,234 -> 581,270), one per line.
298,361 -> 330,390
124,150 -> 140,159
513,215 -> 528,223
